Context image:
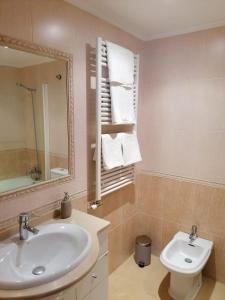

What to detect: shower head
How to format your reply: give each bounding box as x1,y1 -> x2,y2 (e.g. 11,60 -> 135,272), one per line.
16,82 -> 36,92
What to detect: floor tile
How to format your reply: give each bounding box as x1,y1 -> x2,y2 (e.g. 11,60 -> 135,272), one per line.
109,254 -> 225,300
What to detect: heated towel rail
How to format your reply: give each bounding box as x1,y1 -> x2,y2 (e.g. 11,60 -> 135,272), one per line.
95,37 -> 139,203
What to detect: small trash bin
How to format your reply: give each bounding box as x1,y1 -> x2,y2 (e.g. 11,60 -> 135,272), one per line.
134,235 -> 151,268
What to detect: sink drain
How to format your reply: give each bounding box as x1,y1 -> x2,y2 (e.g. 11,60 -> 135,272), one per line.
32,266 -> 46,275
184,258 -> 192,263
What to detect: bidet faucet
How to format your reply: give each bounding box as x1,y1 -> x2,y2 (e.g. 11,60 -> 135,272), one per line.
18,212 -> 39,240
189,225 -> 198,243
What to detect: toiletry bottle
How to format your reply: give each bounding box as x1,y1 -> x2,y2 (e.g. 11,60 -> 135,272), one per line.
61,192 -> 72,219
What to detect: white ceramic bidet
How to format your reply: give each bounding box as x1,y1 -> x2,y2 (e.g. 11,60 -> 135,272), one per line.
160,231 -> 213,300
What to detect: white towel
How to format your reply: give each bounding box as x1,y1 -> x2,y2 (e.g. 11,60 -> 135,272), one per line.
121,133 -> 142,166
101,134 -> 124,170
106,41 -> 134,85
110,85 -> 136,124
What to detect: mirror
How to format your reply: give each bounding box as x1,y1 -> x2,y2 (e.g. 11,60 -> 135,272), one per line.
0,35 -> 74,196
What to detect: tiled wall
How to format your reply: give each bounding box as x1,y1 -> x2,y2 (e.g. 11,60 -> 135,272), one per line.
136,26 -> 225,283
0,149 -> 27,179
0,0 -> 143,221
26,149 -> 68,179
0,65 -> 25,152
135,173 -> 225,283
139,26 -> 225,185
50,153 -> 68,169
0,148 -> 68,181
91,171 -> 225,281
90,184 -> 138,273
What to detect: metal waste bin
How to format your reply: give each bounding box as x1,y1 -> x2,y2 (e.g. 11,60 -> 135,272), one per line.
134,235 -> 151,267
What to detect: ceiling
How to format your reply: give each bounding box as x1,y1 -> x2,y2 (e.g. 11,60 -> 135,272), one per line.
66,0 -> 225,41
0,46 -> 54,68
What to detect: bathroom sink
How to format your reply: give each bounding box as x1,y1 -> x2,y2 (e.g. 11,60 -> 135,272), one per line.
0,223 -> 92,289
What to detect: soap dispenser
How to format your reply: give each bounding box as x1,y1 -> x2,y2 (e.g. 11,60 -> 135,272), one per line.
61,192 -> 72,219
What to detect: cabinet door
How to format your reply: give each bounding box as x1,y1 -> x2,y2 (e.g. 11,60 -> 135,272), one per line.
76,253 -> 108,300
62,286 -> 76,300
98,230 -> 108,258
38,285 -> 76,300
85,279 -> 108,300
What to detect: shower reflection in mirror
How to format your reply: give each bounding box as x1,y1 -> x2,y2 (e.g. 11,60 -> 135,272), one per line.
0,45 -> 69,193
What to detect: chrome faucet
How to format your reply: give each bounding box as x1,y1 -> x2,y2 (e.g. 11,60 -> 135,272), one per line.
18,212 -> 39,240
189,225 -> 198,243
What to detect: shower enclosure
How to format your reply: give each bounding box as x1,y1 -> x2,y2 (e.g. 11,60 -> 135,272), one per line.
17,83 -> 41,181
16,82 -> 50,183
0,81 -> 50,193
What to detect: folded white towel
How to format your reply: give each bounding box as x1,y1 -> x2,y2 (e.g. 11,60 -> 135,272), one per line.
110,85 -> 136,124
102,134 -> 124,170
120,132 -> 142,166
106,41 -> 134,85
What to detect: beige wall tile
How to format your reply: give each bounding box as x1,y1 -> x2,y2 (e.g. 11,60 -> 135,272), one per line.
120,185 -> 138,220
0,0 -> 144,222
90,185 -> 139,272
204,26 -> 225,79
135,213 -> 163,255
192,184 -> 214,230
0,0 -> 32,41
206,188 -> 225,235
161,179 -> 196,226
71,196 -> 87,212
122,215 -> 138,259
108,224 -> 126,273
0,149 -> 28,180
137,174 -> 164,218
161,220 -> 190,248
200,231 -> 225,282
139,26 -> 225,185
137,173 -> 225,283
90,190 -> 123,230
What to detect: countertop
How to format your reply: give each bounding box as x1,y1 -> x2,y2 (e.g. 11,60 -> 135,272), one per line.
0,209 -> 110,299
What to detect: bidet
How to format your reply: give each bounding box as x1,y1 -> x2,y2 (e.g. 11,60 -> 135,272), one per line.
160,231 -> 213,300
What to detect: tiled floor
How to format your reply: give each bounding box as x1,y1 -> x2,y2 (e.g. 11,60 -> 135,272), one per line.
109,255 -> 225,300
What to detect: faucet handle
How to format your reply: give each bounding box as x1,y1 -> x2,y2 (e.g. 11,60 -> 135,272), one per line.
192,224 -> 197,231
18,212 -> 40,223
191,225 -> 198,238
18,212 -> 29,223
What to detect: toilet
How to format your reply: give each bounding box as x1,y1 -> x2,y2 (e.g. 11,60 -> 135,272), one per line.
160,232 -> 213,300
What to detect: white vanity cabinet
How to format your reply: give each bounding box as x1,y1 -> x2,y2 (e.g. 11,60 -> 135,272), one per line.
41,286 -> 76,300
76,230 -> 108,300
82,279 -> 108,300
40,230 -> 108,300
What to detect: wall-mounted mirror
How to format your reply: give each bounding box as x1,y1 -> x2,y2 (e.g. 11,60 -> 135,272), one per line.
0,35 -> 74,197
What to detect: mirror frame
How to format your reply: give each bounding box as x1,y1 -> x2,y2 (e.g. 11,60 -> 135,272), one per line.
0,33 -> 75,200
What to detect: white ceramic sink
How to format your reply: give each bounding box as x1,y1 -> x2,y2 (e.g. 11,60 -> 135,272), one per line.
0,223 -> 92,289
